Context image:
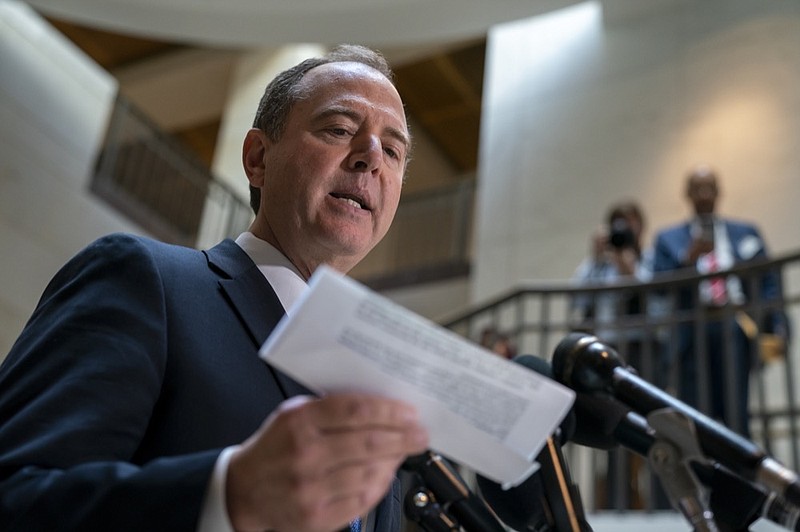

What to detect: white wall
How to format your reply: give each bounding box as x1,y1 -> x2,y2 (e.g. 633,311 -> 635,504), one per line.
0,1 -> 142,357
474,0 -> 800,302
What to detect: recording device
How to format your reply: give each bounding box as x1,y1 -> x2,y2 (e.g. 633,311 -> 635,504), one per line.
551,332 -> 800,510
476,355 -> 591,532
608,219 -> 636,249
698,215 -> 715,245
402,451 -> 506,532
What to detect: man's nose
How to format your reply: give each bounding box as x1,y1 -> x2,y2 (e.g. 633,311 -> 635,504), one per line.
348,135 -> 381,173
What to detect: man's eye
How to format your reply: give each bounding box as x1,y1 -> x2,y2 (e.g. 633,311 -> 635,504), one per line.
329,128 -> 351,136
385,144 -> 406,160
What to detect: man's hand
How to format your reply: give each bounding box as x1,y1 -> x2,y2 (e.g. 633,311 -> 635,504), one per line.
685,237 -> 715,267
609,246 -> 638,276
590,226 -> 609,261
225,393 -> 429,532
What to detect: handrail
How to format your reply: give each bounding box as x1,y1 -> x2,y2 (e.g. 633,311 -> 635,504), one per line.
92,93 -> 253,247
439,250 -> 800,512
441,250 -> 800,328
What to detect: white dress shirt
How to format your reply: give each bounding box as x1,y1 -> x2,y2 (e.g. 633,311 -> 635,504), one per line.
693,218 -> 745,306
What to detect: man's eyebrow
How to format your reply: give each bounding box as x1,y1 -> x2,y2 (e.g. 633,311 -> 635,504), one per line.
385,125 -> 411,154
313,106 -> 360,124
314,106 -> 411,153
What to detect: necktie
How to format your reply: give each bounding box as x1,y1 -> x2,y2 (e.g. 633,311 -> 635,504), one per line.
350,517 -> 362,532
707,252 -> 727,305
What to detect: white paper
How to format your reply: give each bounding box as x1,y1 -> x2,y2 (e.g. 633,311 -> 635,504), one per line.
259,266 -> 575,488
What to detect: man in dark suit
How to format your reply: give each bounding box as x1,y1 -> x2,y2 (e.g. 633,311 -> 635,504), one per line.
651,165 -> 788,437
0,44 -> 428,532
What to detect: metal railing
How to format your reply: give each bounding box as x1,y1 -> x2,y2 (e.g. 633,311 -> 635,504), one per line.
441,251 -> 800,512
350,179 -> 475,290
92,94 -> 253,247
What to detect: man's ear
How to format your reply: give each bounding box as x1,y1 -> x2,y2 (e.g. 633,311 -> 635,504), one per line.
242,128 -> 269,187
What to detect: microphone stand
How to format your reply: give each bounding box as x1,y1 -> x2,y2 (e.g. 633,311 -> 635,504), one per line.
648,409 -> 800,531
474,430 -> 593,532
646,408 -> 720,532
402,451 -> 506,532
536,435 -> 593,532
694,461 -> 800,532
403,485 -> 460,532
578,397 -> 800,531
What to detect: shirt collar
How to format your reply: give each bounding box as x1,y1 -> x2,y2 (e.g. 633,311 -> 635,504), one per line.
234,232 -> 307,315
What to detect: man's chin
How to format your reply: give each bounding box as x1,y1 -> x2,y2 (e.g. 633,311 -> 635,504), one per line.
317,237 -> 375,270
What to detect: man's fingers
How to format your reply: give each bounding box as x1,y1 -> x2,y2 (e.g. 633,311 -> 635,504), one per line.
315,458 -> 403,526
309,393 -> 422,431
225,393 -> 429,531
271,396 -> 428,481
320,425 -> 429,464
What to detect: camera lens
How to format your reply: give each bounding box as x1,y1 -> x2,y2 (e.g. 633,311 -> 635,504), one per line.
609,220 -> 635,248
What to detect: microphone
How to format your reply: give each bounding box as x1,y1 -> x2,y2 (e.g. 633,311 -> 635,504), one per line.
503,351 -> 800,530
552,332 -> 800,510
476,355 -> 591,532
571,390 -> 800,531
570,388 -> 652,454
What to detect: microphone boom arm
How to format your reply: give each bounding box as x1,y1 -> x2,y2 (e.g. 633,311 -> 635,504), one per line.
554,332 -> 800,511
646,408 -> 719,532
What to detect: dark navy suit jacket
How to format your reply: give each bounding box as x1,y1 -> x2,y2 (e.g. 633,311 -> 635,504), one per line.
651,218 -> 785,334
0,233 -> 401,531
653,219 -> 768,279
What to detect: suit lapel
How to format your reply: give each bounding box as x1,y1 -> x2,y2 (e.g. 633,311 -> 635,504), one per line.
670,223 -> 694,265
220,268 -> 284,347
206,240 -> 397,527
205,239 -> 313,399
681,222 -> 693,246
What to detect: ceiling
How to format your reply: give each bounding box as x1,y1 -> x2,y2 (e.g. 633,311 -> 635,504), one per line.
25,0 -> 578,48
31,1 -> 579,174
46,16 -> 484,173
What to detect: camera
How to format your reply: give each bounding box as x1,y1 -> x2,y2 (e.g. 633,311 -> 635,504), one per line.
609,219 -> 636,249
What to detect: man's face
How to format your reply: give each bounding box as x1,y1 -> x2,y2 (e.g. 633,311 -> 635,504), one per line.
687,172 -> 719,216
246,62 -> 410,277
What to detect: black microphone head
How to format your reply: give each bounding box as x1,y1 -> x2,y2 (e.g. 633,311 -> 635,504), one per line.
513,353 -> 554,378
512,354 -> 576,444
571,392 -> 629,450
552,332 -> 625,393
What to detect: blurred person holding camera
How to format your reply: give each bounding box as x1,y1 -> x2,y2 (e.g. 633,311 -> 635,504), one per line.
571,200 -> 667,510
571,201 -> 650,352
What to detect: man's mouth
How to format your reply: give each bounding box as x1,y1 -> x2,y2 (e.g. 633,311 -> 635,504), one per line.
330,192 -> 369,211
